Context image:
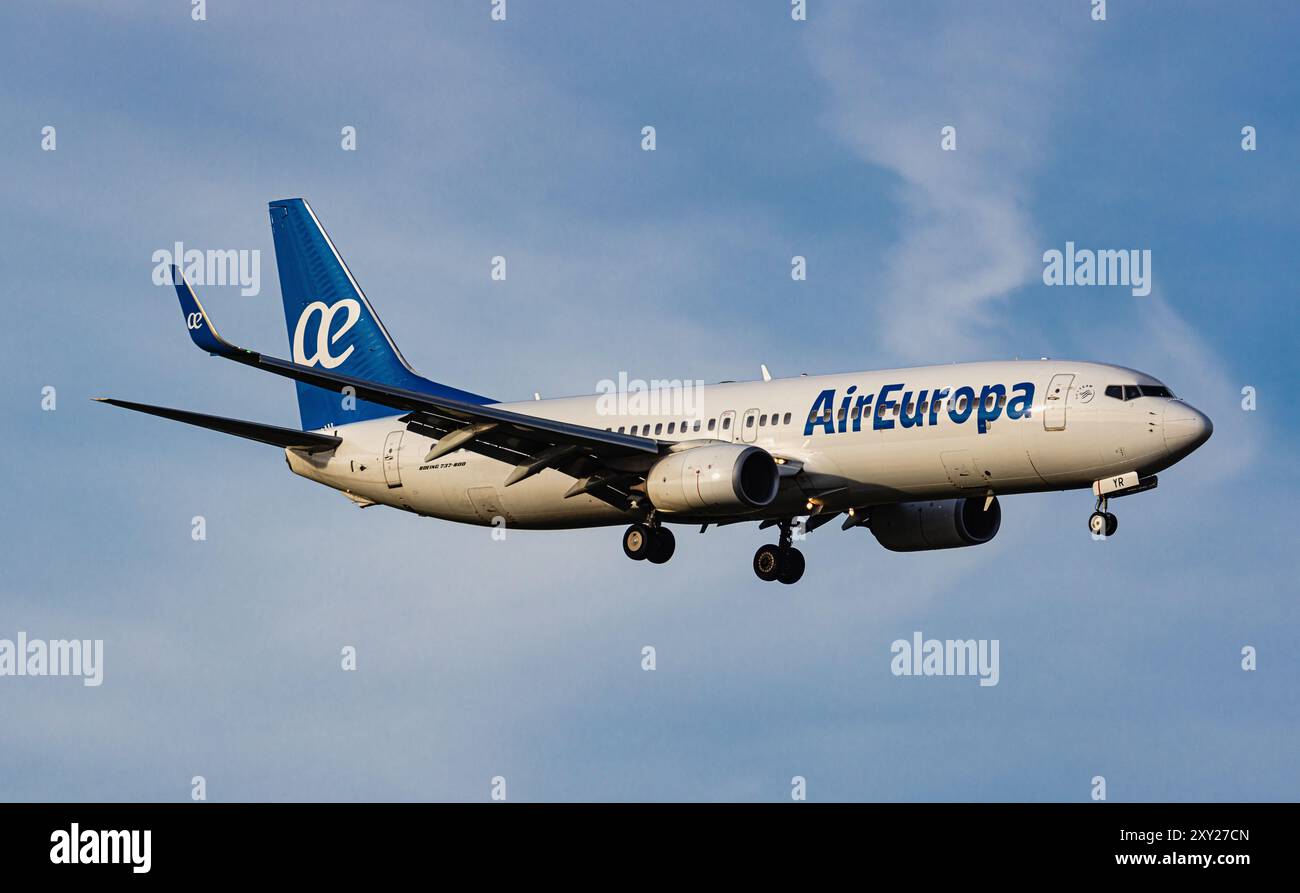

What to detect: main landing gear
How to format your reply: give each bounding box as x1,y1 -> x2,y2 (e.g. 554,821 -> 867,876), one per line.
623,520 -> 676,564
1088,495 -> 1119,538
753,519 -> 805,585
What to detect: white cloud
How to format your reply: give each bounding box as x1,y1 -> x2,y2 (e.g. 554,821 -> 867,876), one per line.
804,4 -> 1071,362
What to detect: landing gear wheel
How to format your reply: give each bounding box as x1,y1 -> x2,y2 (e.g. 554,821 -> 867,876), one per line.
1089,493 -> 1118,538
753,544 -> 782,582
1088,512 -> 1106,536
647,527 -> 676,564
1088,511 -> 1119,537
777,548 -> 805,584
623,523 -> 652,560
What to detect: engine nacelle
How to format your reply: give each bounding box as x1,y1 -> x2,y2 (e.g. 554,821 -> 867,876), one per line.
869,496 -> 1001,552
646,444 -> 779,514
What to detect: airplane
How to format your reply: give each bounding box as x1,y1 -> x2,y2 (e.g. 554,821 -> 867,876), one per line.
97,198 -> 1214,584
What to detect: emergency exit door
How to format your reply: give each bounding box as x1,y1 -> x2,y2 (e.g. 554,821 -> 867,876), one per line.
717,410 -> 736,442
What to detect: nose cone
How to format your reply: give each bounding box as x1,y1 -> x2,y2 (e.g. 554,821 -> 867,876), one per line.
1163,403 -> 1213,459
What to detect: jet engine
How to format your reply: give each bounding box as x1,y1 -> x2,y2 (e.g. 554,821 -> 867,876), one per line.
869,496 -> 1001,552
646,444 -> 779,514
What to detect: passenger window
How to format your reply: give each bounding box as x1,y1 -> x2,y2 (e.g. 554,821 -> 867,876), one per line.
723,417 -> 732,430
667,422 -> 675,434
837,408 -> 846,422
708,419 -> 716,431
618,426 -> 625,434
956,396 -> 968,412
783,412 -> 791,425
630,425 -> 638,436
694,420 -> 702,432
654,423 -> 663,435
745,415 -> 755,428
760,414 -> 767,426
905,402 -> 915,414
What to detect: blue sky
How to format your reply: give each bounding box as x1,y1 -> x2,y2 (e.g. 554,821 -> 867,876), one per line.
0,1 -> 1296,801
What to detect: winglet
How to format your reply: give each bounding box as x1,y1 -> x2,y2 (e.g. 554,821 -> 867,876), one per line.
172,265 -> 238,356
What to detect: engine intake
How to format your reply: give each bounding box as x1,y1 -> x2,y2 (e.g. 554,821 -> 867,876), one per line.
646,444 -> 779,514
869,496 -> 1001,552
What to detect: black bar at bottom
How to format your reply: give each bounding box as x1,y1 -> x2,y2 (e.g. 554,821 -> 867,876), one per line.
0,802 -> 1282,879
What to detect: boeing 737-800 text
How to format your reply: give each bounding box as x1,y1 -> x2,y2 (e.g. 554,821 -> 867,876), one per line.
98,199 -> 1213,584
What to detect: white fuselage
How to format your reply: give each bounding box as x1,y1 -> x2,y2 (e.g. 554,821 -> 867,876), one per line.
283,359 -> 1210,529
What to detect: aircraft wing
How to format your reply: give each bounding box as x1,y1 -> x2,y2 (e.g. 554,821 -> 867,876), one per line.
170,267 -> 658,509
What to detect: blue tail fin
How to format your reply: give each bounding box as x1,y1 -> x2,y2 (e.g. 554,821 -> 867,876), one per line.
268,198 -> 491,429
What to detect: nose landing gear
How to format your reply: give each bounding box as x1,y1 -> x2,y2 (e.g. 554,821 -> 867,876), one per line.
1088,496 -> 1119,538
753,519 -> 805,584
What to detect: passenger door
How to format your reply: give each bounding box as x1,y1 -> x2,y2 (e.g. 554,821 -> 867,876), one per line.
382,430 -> 404,488
1042,374 -> 1075,431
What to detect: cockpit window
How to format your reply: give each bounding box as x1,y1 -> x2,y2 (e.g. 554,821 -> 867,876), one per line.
1106,383 -> 1176,401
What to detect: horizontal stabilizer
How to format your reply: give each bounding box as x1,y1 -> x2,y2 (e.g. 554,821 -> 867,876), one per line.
94,398 -> 342,452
